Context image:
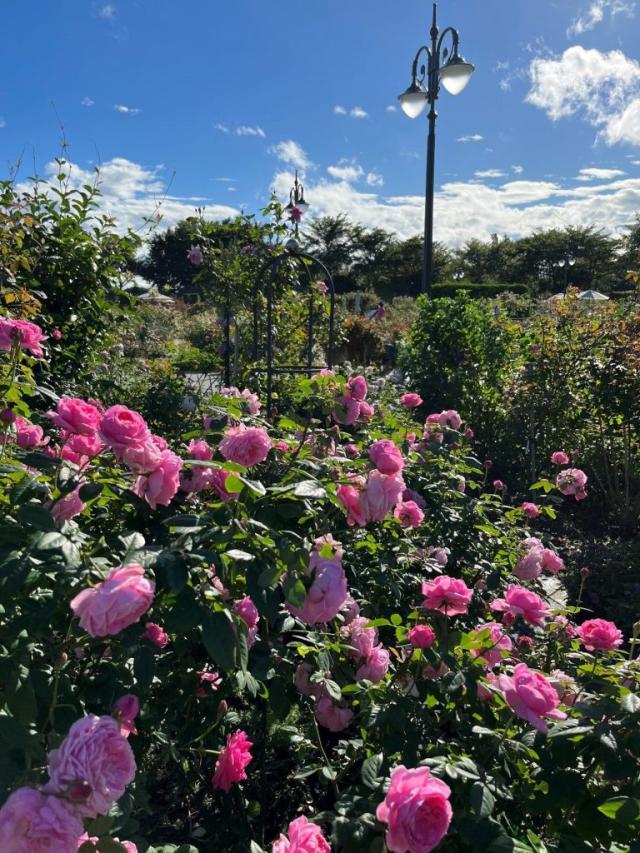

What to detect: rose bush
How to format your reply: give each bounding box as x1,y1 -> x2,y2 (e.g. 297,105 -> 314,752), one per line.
0,321 -> 639,851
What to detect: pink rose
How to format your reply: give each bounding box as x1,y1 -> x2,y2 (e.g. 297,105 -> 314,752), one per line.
541,548 -> 564,574
0,317 -> 47,357
294,662 -> 323,698
47,715 -> 136,817
521,501 -> 540,518
47,397 -> 101,436
196,669 -> 222,696
212,730 -> 253,792
493,479 -> 506,491
514,547 -> 543,581
132,449 -> 182,509
346,374 -> 368,401
288,557 -> 348,625
408,624 -> 435,649
272,816 -> 330,853
394,500 -> 424,528
477,671 -> 500,702
556,468 -> 588,499
498,663 -> 567,733
219,424 -> 272,467
78,835 -> 137,853
376,765 -> 452,853
551,450 -> 570,465
423,662 -> 450,680
403,488 -> 426,508
143,621 -> 169,648
64,431 -> 103,459
240,389 -> 261,415
464,426 -> 475,439
113,694 -> 140,737
51,488 -> 85,525
70,563 -> 154,637
343,443 -> 359,458
358,400 -> 375,422
421,575 -> 473,616
400,392 -> 422,408
471,622 -> 512,668
14,417 -> 44,449
369,439 -> 404,475
427,546 -> 448,566
0,787 -> 83,853
234,595 -> 260,647
333,394 -> 360,426
342,616 -> 378,659
314,697 -> 353,732
337,477 -> 367,527
356,644 -> 390,683
491,584 -> 550,627
121,439 -> 163,475
99,405 -> 151,452
361,470 -> 405,522
438,409 -> 462,430
187,244 -> 204,265
340,593 -> 360,624
576,618 -> 623,651
186,438 -> 214,460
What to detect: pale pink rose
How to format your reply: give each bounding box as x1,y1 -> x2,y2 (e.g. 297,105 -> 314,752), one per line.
337,478 -> 367,527
121,439 -> 164,475
522,536 -> 544,550
342,616 -> 378,659
294,662 -> 323,698
549,669 -> 578,705
438,409 -> 462,430
491,584 -> 550,627
196,669 -> 222,696
493,479 -> 506,490
556,468 -> 588,499
521,501 -> 540,518
47,714 -> 136,818
0,317 -> 47,357
212,730 -> 253,792
314,697 -> 353,732
340,593 -> 360,624
421,575 -> 473,616
541,548 -> 564,574
272,815 -> 330,853
234,595 -> 260,647
477,671 -> 500,702
314,279 -> 329,295
498,663 -> 567,734
408,624 -> 435,649
576,618 -> 623,651
70,563 -> 154,637
427,546 -> 448,566
464,426 -> 475,439
65,431 -> 103,459
187,244 -> 204,265
143,622 -> 169,648
394,500 -> 424,529
403,488 -> 426,509
288,557 -> 348,625
423,419 -> 444,443
0,787 -> 83,853
357,400 -> 375,422
471,622 -> 512,668
361,470 -> 405,522
356,644 -> 390,683
333,394 -> 360,426
376,765 -> 452,853
14,417 -> 44,449
47,397 -> 101,436
99,405 -> 151,452
185,438 -> 213,461
51,488 -> 85,525
132,450 -> 182,509
219,423 -> 272,467
514,547 -> 543,581
369,439 -> 404,475
423,661 -> 450,680
400,392 -> 422,408
456,475 -> 466,493
550,450 -> 569,465
240,389 -> 261,415
346,375 -> 368,401
113,694 -> 139,738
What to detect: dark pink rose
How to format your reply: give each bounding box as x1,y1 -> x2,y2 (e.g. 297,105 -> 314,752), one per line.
498,663 -> 567,733
70,563 -> 154,637
400,392 -> 422,408
521,501 -> 540,518
47,714 -> 136,818
358,400 -> 375,422
272,816 -> 330,853
421,575 -> 473,616
212,730 -> 253,792
408,624 -> 435,649
491,584 -> 550,627
346,374 -> 368,401
219,424 -> 272,467
376,765 -> 452,853
233,595 -> 260,647
99,405 -> 151,452
576,618 -> 623,651
0,787 -> 83,853
47,397 -> 101,436
344,443 -> 359,458
113,694 -> 140,737
314,697 -> 353,732
0,407 -> 16,424
369,439 -> 404,475
143,621 -> 169,648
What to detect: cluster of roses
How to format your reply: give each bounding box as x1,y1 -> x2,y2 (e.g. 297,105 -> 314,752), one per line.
551,450 -> 588,500
331,373 -> 375,426
514,536 -> 564,580
0,701 -> 139,852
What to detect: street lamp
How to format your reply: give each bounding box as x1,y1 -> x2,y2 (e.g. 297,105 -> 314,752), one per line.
398,3 -> 474,297
555,253 -> 577,292
283,170 -> 309,238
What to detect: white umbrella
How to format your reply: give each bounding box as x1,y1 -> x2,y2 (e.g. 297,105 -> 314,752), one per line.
578,290 -> 609,301
547,292 -> 565,301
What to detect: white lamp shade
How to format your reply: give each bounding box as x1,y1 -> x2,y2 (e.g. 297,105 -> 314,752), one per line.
399,89 -> 428,118
296,201 -> 310,213
439,60 -> 474,95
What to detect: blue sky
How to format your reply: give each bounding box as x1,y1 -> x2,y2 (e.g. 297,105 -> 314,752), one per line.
1,0 -> 640,245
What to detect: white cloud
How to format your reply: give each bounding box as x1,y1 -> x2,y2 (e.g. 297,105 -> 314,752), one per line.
366,171 -> 384,187
577,167 -> 627,180
350,106 -> 368,118
81,97 -> 95,107
214,123 -> 230,133
526,46 -> 640,145
236,125 -> 265,138
227,187 -> 236,192
334,105 -> 347,115
512,165 -> 524,174
327,162 -> 364,182
0,118 -> 6,129
113,104 -> 141,115
474,169 -> 507,178
214,176 -> 235,182
386,105 -> 397,113
567,0 -> 635,36
269,140 -> 312,170
458,133 -> 483,143
20,157 -> 238,234
97,3 -> 116,19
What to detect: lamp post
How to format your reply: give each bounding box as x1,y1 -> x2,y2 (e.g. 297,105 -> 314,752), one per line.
556,253 -> 576,292
398,3 -> 474,298
283,170 -> 309,239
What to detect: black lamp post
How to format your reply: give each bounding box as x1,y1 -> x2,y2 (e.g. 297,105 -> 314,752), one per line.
398,3 -> 474,297
556,253 -> 576,292
282,170 -> 309,239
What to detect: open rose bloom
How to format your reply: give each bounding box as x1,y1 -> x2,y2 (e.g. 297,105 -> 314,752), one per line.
498,663 -> 567,734
376,765 -> 452,853
71,563 -> 155,637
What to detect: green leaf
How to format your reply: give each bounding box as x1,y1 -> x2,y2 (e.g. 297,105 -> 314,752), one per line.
283,576 -> 306,608
361,753 -> 384,790
78,482 -> 103,501
292,480 -> 326,499
622,692 -> 640,714
134,646 -> 156,690
201,609 -> 237,672
598,796 -> 640,824
224,549 -> 254,562
17,504 -> 55,531
471,781 -> 496,817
